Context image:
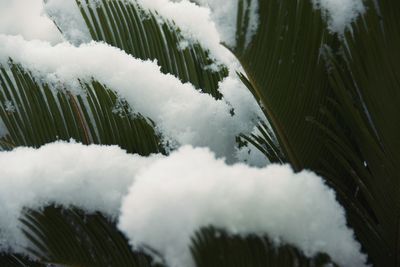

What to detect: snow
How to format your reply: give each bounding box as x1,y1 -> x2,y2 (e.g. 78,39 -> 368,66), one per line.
133,0 -> 236,65
217,75 -> 268,165
4,100 -> 16,113
0,142 -> 366,267
0,2 -> 367,267
193,0 -> 259,48
118,145 -> 367,267
192,0 -> 239,48
312,0 -> 365,33
44,0 -> 92,45
245,0 -> 260,47
235,140 -> 269,166
0,0 -> 265,163
0,0 -> 235,62
136,0 -> 258,57
0,34 -> 263,164
39,0 -> 234,65
0,141 -> 161,253
0,0 -> 62,44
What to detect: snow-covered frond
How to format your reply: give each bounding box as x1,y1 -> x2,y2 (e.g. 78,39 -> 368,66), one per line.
0,142 -> 366,267
45,0 -> 228,99
0,35 -> 263,163
0,62 -> 164,155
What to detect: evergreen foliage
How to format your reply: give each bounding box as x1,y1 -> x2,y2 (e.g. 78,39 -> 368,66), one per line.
0,0 -> 399,266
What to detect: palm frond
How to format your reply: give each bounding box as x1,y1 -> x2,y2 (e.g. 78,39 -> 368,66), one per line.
231,0 -> 333,170
0,61 -> 165,155
0,61 -> 167,266
20,205 -> 163,267
320,0 -> 400,265
2,0 -> 399,266
237,72 -> 286,164
20,206 -> 161,267
191,227 -> 337,267
73,0 -> 228,99
0,253 -> 45,267
239,121 -> 286,164
230,0 -> 400,265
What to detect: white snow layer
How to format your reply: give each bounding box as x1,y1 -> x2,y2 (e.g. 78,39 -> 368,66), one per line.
0,34 -> 264,164
0,2 -> 367,266
312,0 -> 365,33
135,0 -> 226,61
40,0 -> 234,64
0,0 -> 364,54
0,141 -> 162,253
140,0 -> 258,52
0,142 -> 366,267
185,0 -> 239,47
0,0 -> 239,64
119,146 -> 367,267
0,0 -> 62,44
192,0 -> 259,48
44,0 -> 92,45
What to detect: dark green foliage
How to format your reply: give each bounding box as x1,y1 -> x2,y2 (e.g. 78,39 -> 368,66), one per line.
320,0 -> 400,265
75,0 -> 228,99
232,0 -> 333,171
0,62 -> 165,155
0,253 -> 45,267
20,205 -> 164,267
239,121 -> 285,164
235,0 -> 400,266
191,227 -> 337,267
237,72 -> 286,164
2,0 -> 399,266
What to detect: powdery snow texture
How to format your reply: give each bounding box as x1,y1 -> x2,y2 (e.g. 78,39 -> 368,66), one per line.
0,142 -> 367,267
0,1 -> 368,266
44,0 -> 92,45
119,146 -> 367,267
0,35 -> 262,164
0,141 -> 161,253
0,0 -> 62,44
193,0 -> 259,48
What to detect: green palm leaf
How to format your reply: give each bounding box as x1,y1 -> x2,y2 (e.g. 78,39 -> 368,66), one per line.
239,121 -> 285,164
191,227 -> 337,267
322,0 -> 400,265
0,253 -> 45,267
3,0 -> 400,266
231,0 -> 333,170
0,62 -> 165,155
234,0 -> 400,266
20,205 -> 163,267
0,61 -> 165,267
237,72 -> 285,163
73,0 -> 228,99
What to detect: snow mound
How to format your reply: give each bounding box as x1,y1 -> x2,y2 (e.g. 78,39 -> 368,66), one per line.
0,141 -> 161,253
193,0 -> 259,48
119,146 -> 367,267
0,142 -> 366,267
44,0 -> 91,45
0,35 -> 263,164
0,0 -> 62,44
